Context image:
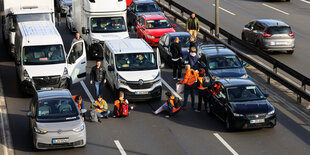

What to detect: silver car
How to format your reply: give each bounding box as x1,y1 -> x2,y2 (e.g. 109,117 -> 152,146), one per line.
242,19 -> 295,54
27,89 -> 86,150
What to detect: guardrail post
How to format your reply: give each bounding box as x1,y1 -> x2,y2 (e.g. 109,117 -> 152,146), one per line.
181,11 -> 184,17
228,38 -> 232,45
297,82 -> 306,104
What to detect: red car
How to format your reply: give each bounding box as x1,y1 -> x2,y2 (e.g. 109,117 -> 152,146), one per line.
136,14 -> 176,46
127,0 -> 133,7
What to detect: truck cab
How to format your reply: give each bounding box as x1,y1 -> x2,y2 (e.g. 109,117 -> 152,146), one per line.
14,21 -> 87,94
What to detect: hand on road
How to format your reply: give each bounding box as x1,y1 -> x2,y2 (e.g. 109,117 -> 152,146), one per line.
90,80 -> 93,84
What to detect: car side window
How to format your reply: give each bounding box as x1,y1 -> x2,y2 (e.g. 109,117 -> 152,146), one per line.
253,22 -> 264,31
141,18 -> 145,28
105,47 -> 110,63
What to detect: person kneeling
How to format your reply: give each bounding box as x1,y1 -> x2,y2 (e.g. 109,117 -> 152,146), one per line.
93,95 -> 110,118
153,92 -> 181,118
113,91 -> 133,118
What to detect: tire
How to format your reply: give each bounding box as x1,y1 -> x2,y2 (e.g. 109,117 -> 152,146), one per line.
206,102 -> 213,116
287,50 -> 294,54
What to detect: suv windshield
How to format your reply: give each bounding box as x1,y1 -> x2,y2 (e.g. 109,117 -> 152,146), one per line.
207,55 -> 242,69
136,3 -> 161,12
115,53 -> 157,71
36,98 -> 79,122
146,19 -> 172,29
227,85 -> 265,102
91,17 -> 126,33
16,13 -> 52,22
23,45 -> 65,65
267,26 -> 292,34
170,36 -> 190,47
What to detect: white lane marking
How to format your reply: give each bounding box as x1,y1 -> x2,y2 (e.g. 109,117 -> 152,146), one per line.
262,3 -> 290,15
114,140 -> 127,155
80,81 -> 95,103
214,133 -> 239,155
161,79 -> 183,100
0,78 -> 14,155
301,0 -> 310,4
212,4 -> 236,16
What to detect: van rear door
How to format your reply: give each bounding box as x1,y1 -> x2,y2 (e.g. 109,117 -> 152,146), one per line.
66,40 -> 87,84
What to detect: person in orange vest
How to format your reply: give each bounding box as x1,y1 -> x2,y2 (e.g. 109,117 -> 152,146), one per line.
153,92 -> 180,118
195,68 -> 211,112
178,64 -> 199,110
113,91 -> 133,118
72,95 -> 84,110
92,95 -> 110,118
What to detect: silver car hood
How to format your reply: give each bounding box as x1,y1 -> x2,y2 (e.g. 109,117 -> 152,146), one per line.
36,119 -> 83,132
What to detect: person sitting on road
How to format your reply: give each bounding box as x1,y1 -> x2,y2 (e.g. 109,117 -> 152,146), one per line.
72,95 -> 84,110
92,95 -> 110,118
153,92 -> 181,118
113,91 -> 133,118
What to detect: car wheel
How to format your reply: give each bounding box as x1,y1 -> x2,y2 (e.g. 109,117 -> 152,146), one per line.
225,115 -> 232,131
287,50 -> 294,54
206,102 -> 213,116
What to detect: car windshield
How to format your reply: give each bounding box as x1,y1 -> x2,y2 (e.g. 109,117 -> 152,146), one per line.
267,26 -> 292,34
207,55 -> 242,69
136,3 -> 160,12
23,45 -> 65,65
146,19 -> 172,29
115,53 -> 157,71
16,13 -> 52,22
36,98 -> 79,122
170,36 -> 190,47
91,17 -> 126,33
227,85 -> 265,102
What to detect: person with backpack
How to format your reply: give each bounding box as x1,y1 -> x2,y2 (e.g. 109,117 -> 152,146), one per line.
113,91 -> 133,118
195,68 -> 211,112
153,92 -> 181,118
93,95 -> 110,118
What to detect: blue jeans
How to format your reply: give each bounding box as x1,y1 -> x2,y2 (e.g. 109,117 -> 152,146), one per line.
95,81 -> 103,97
96,110 -> 110,118
183,89 -> 195,108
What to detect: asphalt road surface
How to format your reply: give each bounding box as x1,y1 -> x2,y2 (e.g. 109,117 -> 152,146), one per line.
172,0 -> 310,78
0,16 -> 309,155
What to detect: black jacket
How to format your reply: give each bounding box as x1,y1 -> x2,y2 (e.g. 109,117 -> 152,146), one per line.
90,65 -> 106,82
170,42 -> 182,59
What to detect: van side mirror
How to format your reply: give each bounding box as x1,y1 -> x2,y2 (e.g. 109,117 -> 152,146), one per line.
242,61 -> 247,66
82,27 -> 89,34
27,112 -> 33,118
108,65 -> 114,71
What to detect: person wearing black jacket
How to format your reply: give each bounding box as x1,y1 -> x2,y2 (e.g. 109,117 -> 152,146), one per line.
90,60 -> 106,97
170,37 -> 183,80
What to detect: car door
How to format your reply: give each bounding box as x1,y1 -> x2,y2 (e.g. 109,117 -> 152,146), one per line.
212,82 -> 226,119
251,22 -> 264,43
103,46 -> 112,87
158,34 -> 167,60
66,40 -> 87,84
217,88 -> 228,120
243,21 -> 254,41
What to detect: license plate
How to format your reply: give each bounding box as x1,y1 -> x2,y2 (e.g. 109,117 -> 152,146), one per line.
250,119 -> 265,124
275,42 -> 287,46
135,91 -> 148,95
52,138 -> 69,144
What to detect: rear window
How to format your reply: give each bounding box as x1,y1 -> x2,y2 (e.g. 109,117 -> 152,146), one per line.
267,27 -> 292,34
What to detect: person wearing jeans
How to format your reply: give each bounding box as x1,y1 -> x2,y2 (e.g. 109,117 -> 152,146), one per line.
90,60 -> 106,97
93,95 -> 110,118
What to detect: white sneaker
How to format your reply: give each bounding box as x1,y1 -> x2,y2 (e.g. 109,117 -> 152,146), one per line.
178,78 -> 182,81
173,77 -> 177,80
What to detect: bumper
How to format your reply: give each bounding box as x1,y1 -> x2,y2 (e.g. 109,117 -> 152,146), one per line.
21,77 -> 68,94
262,40 -> 295,51
34,129 -> 86,150
119,86 -> 162,101
230,115 -> 277,129
145,38 -> 160,47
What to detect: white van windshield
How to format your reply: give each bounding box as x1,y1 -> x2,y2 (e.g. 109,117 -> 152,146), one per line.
16,13 -> 52,22
23,45 -> 65,65
91,17 -> 126,33
115,53 -> 157,71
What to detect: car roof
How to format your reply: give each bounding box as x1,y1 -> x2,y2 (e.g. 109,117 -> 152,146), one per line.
142,14 -> 166,20
216,79 -> 256,87
134,0 -> 156,4
37,89 -> 72,100
105,39 -> 153,54
200,44 -> 236,56
255,19 -> 289,27
166,32 -> 191,37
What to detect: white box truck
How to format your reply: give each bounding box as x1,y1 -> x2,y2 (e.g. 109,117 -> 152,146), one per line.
103,39 -> 162,101
72,0 -> 129,58
14,21 -> 87,94
0,0 -> 55,56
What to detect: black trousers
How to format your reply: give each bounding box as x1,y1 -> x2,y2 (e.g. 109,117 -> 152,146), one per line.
172,59 -> 182,78
197,89 -> 210,111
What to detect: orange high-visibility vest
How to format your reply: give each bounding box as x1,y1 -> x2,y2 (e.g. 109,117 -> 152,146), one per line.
72,95 -> 82,110
180,69 -> 198,86
114,99 -> 128,109
95,100 -> 107,113
168,96 -> 180,113
197,77 -> 207,90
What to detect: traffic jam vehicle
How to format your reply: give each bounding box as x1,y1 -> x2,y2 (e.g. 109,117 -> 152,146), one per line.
207,79 -> 277,130
27,89 -> 87,150
136,14 -> 176,46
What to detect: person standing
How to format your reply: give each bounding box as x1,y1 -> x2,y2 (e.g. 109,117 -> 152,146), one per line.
93,95 -> 110,118
178,65 -> 198,110
70,33 -> 83,63
170,37 -> 183,80
184,46 -> 199,70
186,13 -> 200,39
90,60 -> 106,97
195,68 -> 211,112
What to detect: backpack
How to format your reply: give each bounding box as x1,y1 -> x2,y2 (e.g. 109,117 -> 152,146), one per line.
90,109 -> 98,122
118,100 -> 129,117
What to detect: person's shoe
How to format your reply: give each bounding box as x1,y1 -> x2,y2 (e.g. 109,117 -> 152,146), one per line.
165,115 -> 170,118
173,77 -> 177,80
178,78 -> 182,81
195,109 -> 201,112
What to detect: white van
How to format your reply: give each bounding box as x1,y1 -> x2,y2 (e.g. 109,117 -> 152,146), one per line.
103,39 -> 162,101
14,21 -> 87,94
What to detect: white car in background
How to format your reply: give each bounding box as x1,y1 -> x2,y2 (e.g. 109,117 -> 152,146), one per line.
60,0 -> 72,16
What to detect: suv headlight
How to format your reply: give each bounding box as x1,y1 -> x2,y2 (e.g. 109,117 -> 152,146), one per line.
147,35 -> 155,39
233,113 -> 244,117
73,124 -> 85,132
118,75 -> 127,85
240,74 -> 249,79
34,126 -> 47,134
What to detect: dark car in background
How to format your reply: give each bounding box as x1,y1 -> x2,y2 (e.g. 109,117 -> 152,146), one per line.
158,32 -> 191,66
127,0 -> 164,29
198,44 -> 249,80
207,79 -> 276,130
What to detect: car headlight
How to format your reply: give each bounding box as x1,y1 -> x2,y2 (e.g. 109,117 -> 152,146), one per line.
240,74 -> 249,79
73,124 -> 85,132
92,39 -> 100,44
34,126 -> 48,134
147,35 -> 155,39
118,75 -> 127,85
233,113 -> 244,117
154,72 -> 161,83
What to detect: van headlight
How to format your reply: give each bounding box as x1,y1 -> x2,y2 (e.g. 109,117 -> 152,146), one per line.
240,74 -> 249,79
118,75 -> 127,85
92,39 -> 100,44
23,70 -> 31,81
62,67 -> 68,77
73,124 -> 85,132
147,35 -> 155,39
34,126 -> 48,134
154,72 -> 161,83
